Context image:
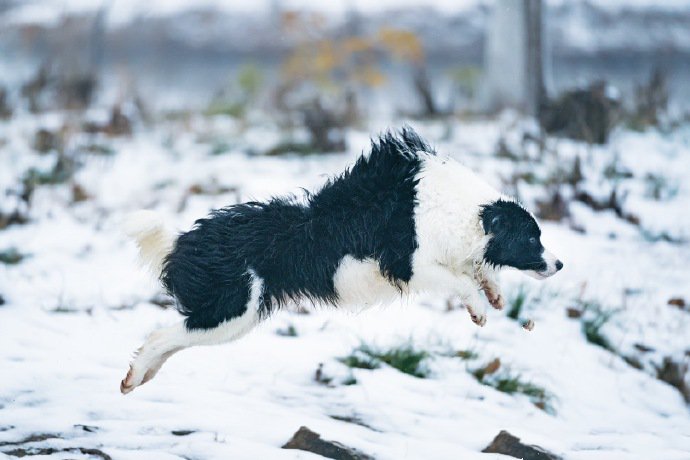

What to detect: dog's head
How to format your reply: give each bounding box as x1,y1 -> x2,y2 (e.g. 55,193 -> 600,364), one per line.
480,199 -> 563,279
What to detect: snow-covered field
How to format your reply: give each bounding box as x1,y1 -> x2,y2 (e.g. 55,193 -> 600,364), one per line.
1,112 -> 689,459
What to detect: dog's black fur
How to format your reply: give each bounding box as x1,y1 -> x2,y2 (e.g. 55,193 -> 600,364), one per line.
162,128 -> 432,330
480,199 -> 547,271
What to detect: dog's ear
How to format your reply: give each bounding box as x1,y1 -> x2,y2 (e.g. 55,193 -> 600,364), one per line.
480,202 -> 506,235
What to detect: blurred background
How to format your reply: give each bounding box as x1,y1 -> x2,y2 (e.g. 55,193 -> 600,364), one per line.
1,1 -> 689,459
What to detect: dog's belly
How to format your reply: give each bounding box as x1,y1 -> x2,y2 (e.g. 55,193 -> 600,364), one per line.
333,256 -> 401,310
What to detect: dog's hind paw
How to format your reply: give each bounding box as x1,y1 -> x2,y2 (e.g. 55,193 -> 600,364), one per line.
120,366 -> 136,394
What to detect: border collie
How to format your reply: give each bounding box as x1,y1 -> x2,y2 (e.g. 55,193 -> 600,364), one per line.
120,128 -> 562,394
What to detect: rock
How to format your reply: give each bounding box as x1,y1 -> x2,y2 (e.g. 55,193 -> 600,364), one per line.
282,426 -> 374,460
566,307 -> 583,319
482,430 -> 562,460
668,297 -> 686,310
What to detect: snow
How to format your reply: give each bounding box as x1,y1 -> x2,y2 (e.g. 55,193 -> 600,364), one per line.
1,112 -> 689,459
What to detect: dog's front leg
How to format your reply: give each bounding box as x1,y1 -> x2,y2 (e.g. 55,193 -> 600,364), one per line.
456,274 -> 487,327
478,272 -> 504,311
415,265 -> 487,326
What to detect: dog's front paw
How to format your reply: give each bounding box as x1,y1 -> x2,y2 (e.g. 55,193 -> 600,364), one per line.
487,293 -> 504,310
471,313 -> 487,327
466,305 -> 487,327
480,279 -> 503,311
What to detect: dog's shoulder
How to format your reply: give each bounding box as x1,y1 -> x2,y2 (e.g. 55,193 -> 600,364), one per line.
352,127 -> 434,182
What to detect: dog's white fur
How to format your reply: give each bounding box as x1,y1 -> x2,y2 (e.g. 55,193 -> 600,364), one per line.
121,270 -> 263,393
121,153 -> 552,393
331,154 -> 503,323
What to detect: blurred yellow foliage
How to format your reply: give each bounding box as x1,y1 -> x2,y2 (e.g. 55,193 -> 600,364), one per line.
356,65 -> 386,87
378,27 -> 424,63
342,36 -> 375,54
280,11 -> 423,91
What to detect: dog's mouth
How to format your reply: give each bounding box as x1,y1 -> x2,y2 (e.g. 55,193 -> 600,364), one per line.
523,269 -> 553,280
522,251 -> 563,280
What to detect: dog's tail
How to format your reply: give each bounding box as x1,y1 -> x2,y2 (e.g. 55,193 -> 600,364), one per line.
123,210 -> 175,276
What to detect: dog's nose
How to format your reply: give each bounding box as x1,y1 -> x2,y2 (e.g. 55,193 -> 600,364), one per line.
555,260 -> 563,271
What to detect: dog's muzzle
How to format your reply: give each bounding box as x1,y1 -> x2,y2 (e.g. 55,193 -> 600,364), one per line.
524,250 -> 563,280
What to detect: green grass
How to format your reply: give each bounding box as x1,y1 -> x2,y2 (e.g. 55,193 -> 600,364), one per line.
578,300 -> 618,352
507,286 -> 528,320
210,141 -> 232,156
342,375 -> 358,386
373,345 -> 430,378
339,343 -> 430,378
339,343 -> 556,411
582,316 -> 615,352
471,358 -> 554,414
644,173 -> 679,201
0,248 -> 26,265
276,324 -> 298,337
23,167 -> 71,186
83,143 -> 115,156
454,349 -> 479,360
493,376 -> 549,399
339,349 -> 381,371
205,101 -> 246,118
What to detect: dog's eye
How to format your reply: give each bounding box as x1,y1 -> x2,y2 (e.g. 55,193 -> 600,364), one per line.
529,237 -> 537,245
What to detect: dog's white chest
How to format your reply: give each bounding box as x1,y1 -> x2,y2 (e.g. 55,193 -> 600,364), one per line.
333,255 -> 401,309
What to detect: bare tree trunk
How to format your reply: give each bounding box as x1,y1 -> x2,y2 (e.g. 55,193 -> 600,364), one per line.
484,0 -> 544,116
524,0 -> 545,117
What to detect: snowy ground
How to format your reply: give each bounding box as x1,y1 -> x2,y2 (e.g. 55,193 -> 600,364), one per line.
1,112 -> 689,459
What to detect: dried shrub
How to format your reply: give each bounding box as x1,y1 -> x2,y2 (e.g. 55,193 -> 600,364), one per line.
541,82 -> 621,144
0,86 -> 12,119
655,357 -> 690,403
536,188 -> 570,222
628,68 -> 668,130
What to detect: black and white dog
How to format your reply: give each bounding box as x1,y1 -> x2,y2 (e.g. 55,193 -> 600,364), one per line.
121,128 -> 562,394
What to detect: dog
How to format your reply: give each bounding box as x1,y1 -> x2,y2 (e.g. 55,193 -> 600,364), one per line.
120,128 -> 562,394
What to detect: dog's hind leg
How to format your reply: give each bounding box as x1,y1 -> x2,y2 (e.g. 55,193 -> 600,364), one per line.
120,308 -> 259,394
120,321 -> 191,394
120,275 -> 264,394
